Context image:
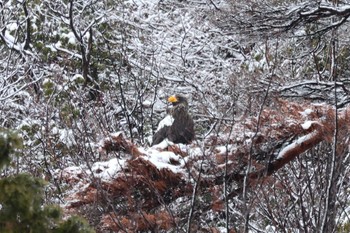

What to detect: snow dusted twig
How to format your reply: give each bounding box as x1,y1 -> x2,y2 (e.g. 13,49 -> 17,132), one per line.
0,74 -> 43,101
68,0 -> 93,83
321,27 -> 339,232
186,158 -> 203,233
243,39 -> 277,233
224,115 -> 236,232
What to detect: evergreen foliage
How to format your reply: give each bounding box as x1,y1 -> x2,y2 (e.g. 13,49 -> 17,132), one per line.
0,129 -> 94,233
0,129 -> 22,170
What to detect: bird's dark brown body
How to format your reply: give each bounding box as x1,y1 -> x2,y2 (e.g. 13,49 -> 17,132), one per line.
152,95 -> 195,145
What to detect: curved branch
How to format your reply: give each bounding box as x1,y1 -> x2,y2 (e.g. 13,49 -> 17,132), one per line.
22,1 -> 31,50
220,2 -> 350,37
250,129 -> 323,179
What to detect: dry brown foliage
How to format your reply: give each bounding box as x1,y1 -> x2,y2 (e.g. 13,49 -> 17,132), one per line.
100,211 -> 173,232
99,132 -> 143,158
60,100 -> 350,231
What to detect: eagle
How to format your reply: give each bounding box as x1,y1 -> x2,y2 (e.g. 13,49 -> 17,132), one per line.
152,94 -> 195,146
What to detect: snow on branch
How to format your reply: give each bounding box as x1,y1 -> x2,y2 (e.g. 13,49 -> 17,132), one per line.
278,80 -> 350,108
217,99 -> 349,184
220,1 -> 350,37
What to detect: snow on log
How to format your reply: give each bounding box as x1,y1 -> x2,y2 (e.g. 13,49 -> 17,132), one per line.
300,120 -> 319,130
276,130 -> 321,160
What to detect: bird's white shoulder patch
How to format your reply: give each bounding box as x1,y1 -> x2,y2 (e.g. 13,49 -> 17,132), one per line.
156,115 -> 174,131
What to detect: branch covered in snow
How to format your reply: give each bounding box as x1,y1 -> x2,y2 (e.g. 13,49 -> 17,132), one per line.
215,100 -> 350,196
218,1 -> 350,37
278,79 -> 350,108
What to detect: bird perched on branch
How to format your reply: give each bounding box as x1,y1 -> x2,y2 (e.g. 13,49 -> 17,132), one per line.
152,94 -> 195,146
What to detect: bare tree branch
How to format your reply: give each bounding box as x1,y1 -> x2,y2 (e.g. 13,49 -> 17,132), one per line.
219,1 -> 350,37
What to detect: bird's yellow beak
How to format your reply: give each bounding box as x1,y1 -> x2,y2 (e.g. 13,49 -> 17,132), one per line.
168,95 -> 178,103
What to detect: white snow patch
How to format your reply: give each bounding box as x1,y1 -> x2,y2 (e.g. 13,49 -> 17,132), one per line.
301,120 -> 318,130
188,147 -> 203,158
142,100 -> 152,107
215,145 -> 233,155
312,103 -> 327,107
111,131 -> 123,137
59,129 -> 75,147
55,41 -> 62,48
151,138 -> 173,149
7,23 -> 19,31
177,143 -> 192,151
92,158 -> 126,180
144,149 -> 183,173
45,44 -> 57,52
300,108 -> 313,117
215,227 -> 227,233
62,166 -> 84,176
60,157 -> 127,183
265,225 -> 277,232
62,32 -> 76,44
70,74 -> 84,82
43,77 -> 52,84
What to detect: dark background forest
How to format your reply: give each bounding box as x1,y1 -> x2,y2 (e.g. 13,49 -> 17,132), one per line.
1,0 -> 350,232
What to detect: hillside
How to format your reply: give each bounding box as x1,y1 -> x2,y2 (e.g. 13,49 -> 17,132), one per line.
1,0 -> 350,232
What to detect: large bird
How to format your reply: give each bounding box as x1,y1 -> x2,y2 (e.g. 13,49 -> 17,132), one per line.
152,94 -> 195,146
